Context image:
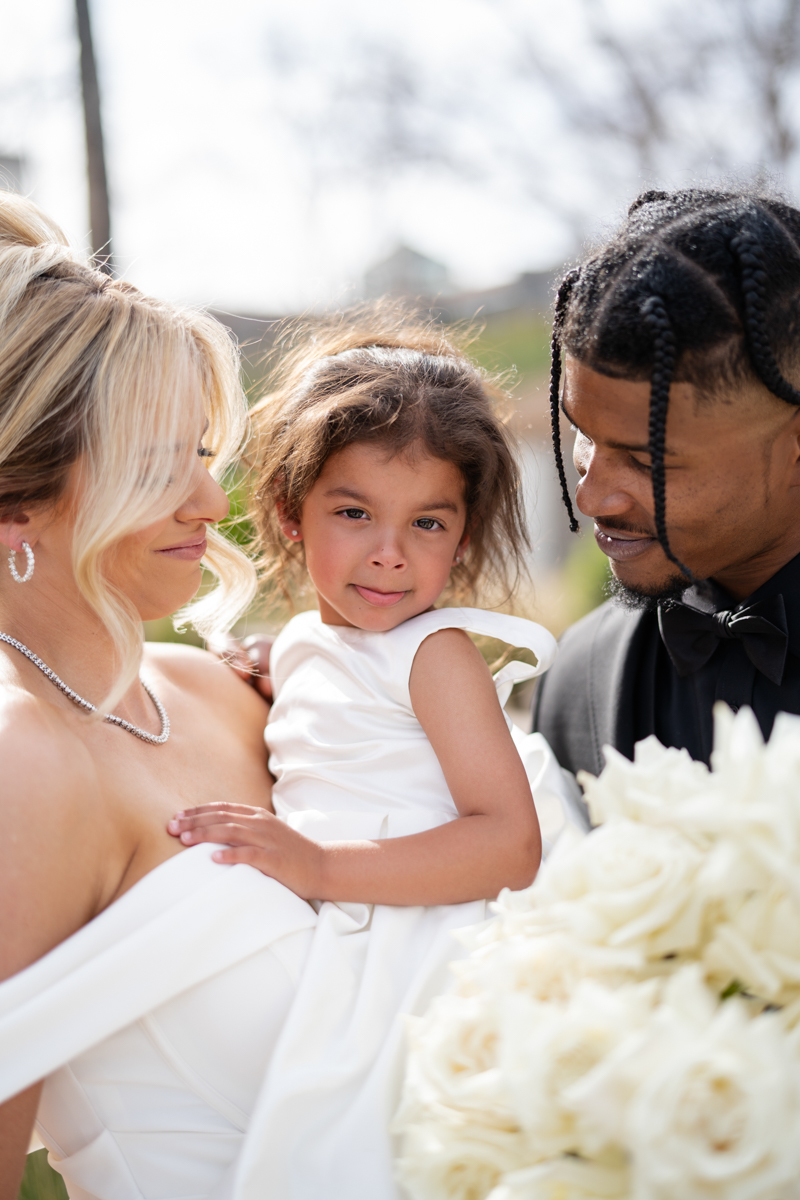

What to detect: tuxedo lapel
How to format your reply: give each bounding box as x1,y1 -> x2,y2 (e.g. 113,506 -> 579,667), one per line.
587,603 -> 648,771
533,600 -> 647,778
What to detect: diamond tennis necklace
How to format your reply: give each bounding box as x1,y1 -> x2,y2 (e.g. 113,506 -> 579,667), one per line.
0,632 -> 170,745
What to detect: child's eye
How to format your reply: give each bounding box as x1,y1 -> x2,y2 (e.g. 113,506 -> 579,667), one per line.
198,446 -> 216,467
340,507 -> 368,520
414,517 -> 443,531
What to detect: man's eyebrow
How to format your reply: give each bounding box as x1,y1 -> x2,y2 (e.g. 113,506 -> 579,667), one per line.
560,396 -> 669,456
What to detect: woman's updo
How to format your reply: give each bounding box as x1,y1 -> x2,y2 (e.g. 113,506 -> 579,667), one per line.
0,193 -> 255,704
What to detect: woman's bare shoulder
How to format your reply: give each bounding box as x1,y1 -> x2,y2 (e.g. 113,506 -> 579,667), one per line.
0,685 -> 98,802
0,688 -> 105,977
144,641 -> 270,729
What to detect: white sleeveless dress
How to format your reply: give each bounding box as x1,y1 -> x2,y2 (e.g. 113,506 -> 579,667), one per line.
0,607 -> 581,1200
236,607 -> 583,1200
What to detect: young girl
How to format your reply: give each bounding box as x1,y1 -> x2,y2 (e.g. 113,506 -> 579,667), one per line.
169,312 -> 582,1199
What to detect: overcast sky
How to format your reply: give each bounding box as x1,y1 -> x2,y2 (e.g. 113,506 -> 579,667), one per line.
0,0 -> 603,312
3,0 -> 794,314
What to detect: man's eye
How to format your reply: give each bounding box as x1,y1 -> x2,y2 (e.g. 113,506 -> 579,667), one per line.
414,517 -> 441,531
341,507 -> 368,520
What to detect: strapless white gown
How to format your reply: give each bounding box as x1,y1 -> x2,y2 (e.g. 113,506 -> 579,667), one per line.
0,844 -> 317,1199
0,607 -> 584,1200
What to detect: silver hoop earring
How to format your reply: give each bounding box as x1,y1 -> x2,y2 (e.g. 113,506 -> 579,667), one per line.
8,541 -> 34,584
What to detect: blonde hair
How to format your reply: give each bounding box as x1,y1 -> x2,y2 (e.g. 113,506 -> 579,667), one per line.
0,193 -> 256,710
251,303 -> 529,607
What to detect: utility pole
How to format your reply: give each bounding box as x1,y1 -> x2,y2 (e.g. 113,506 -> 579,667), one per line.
75,0 -> 112,273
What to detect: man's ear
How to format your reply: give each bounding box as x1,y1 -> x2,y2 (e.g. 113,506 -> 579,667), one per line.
786,407 -> 800,488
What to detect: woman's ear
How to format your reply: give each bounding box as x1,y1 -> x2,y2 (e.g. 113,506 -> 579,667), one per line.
276,501 -> 303,543
0,512 -> 33,553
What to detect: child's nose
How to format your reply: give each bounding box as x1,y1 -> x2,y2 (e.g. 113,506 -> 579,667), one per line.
369,535 -> 406,569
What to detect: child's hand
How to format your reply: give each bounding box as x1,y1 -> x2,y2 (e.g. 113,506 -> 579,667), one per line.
167,804 -> 324,900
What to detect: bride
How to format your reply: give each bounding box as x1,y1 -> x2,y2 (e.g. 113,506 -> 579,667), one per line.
0,194 -> 320,1199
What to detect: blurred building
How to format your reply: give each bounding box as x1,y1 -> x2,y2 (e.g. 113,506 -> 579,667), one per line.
364,244 -> 452,300
438,268 -> 559,323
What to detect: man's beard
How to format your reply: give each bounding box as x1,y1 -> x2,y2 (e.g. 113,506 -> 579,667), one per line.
604,572 -> 690,612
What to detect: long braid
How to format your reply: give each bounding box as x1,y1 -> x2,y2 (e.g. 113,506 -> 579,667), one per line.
550,268 -> 581,533
641,296 -> 694,580
730,229 -> 800,408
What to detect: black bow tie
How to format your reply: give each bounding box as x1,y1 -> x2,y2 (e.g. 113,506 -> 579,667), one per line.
658,594 -> 789,686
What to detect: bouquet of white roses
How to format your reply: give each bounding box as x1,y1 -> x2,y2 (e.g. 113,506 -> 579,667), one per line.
395,706 -> 800,1200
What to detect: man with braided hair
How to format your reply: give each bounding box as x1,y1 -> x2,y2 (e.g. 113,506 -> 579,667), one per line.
533,187 -> 800,777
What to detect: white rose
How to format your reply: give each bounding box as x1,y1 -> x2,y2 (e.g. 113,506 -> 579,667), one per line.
396,1117 -> 529,1200
502,819 -> 707,959
624,974 -> 800,1200
581,736 -> 711,834
484,1154 -> 628,1200
565,966 -> 716,1155
496,979 -> 659,1159
457,933 -> 644,1008
703,885 -> 800,1004
398,992 -> 510,1126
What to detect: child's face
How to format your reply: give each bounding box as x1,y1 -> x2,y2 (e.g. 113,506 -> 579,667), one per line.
284,441 -> 469,630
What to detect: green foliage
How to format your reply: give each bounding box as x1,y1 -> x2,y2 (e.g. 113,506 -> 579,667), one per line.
18,1151 -> 68,1200
466,312 -> 552,385
218,464 -> 255,549
562,533 -> 612,621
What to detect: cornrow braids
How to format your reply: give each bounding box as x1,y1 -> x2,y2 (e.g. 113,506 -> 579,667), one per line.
549,186 -> 800,579
549,268 -> 581,533
729,229 -> 800,407
641,296 -> 692,577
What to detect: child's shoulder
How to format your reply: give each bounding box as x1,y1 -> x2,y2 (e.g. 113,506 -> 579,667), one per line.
393,607 -> 557,668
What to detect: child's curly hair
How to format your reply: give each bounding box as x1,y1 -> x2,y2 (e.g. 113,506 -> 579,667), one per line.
250,302 -> 530,605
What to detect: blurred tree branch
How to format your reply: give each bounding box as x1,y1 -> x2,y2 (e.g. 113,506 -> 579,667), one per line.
263,0 -> 800,255
75,0 -> 112,273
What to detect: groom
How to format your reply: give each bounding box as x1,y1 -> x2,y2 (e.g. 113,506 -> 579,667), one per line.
533,187 -> 800,777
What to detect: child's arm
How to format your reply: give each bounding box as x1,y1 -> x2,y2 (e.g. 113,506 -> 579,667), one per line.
168,629 -> 541,904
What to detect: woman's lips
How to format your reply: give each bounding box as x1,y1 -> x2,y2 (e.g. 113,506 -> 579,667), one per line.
594,524 -> 655,561
353,584 -> 407,607
158,537 -> 207,561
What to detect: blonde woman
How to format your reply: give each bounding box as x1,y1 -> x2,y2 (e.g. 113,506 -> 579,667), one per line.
0,195 -> 318,1199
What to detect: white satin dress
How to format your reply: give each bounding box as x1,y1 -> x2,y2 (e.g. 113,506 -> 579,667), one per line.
0,607 -> 582,1200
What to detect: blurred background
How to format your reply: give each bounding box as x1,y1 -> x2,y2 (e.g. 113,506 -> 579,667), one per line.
4,0 -> 800,653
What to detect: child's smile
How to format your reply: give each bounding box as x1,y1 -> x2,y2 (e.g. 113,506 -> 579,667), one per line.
280,440 -> 469,630
352,584 -> 408,608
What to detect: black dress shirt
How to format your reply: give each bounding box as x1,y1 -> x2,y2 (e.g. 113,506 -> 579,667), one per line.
632,550 -> 800,764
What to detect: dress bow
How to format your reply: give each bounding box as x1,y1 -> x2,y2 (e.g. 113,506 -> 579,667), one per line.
657,594 -> 789,686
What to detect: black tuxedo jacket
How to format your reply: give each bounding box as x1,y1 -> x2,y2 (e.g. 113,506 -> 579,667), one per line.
532,599 -> 650,779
